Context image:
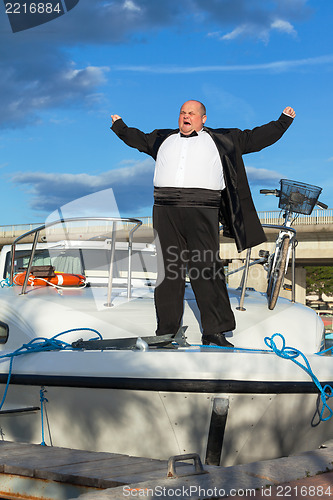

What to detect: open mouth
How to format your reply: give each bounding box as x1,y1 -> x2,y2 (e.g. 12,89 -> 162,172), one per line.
183,120 -> 191,125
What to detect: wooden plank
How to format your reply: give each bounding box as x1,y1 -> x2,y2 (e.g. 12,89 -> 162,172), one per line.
38,456 -> 166,475
1,448 -> 162,474
34,454 -> 168,488
0,441 -> 125,465
108,464 -> 200,485
0,441 -> 169,489
0,440 -> 122,458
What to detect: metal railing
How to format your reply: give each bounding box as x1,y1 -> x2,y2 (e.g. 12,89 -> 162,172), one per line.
258,208 -> 333,226
10,217 -> 142,301
109,210 -> 333,227
0,209 -> 331,239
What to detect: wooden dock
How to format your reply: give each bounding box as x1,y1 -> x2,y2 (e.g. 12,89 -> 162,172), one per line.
0,440 -> 177,499
2,440 -> 333,500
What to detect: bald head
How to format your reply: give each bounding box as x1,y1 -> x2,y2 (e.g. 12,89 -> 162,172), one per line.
178,100 -> 207,135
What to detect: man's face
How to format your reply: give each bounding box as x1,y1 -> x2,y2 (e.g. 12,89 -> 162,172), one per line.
178,101 -> 207,135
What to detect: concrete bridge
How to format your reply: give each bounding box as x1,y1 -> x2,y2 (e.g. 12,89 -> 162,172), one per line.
1,209 -> 332,305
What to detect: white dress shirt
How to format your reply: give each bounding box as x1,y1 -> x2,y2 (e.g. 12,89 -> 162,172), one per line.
153,129 -> 225,190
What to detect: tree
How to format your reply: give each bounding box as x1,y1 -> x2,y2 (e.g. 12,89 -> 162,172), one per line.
305,266 -> 333,299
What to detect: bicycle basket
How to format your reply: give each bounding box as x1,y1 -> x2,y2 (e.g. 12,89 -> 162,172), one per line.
278,179 -> 322,215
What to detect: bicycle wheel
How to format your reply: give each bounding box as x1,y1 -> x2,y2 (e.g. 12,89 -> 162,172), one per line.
267,235 -> 290,310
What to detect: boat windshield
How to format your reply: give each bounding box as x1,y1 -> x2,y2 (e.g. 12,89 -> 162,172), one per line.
4,246 -> 157,284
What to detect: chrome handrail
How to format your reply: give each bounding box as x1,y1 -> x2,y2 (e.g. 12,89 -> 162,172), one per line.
10,217 -> 142,299
236,248 -> 251,311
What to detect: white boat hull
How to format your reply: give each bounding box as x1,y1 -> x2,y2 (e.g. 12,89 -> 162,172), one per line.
0,342 -> 332,466
1,380 -> 333,467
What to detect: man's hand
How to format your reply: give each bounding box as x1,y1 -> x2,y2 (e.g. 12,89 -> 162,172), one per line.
283,107 -> 296,119
111,114 -> 121,124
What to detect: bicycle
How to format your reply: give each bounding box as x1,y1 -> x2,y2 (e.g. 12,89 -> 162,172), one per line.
260,179 -> 327,310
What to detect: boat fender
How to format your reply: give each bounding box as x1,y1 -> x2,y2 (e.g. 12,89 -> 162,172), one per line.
13,271 -> 86,287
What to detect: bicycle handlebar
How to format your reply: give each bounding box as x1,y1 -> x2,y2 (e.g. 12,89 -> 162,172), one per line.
260,189 -> 280,196
317,200 -> 328,210
260,187 -> 328,209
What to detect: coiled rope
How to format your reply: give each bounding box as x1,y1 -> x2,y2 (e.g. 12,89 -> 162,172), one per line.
0,278 -> 13,288
199,333 -> 333,422
264,333 -> 333,422
0,328 -> 103,444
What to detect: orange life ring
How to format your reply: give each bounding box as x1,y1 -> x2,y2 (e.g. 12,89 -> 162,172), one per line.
13,271 -> 86,287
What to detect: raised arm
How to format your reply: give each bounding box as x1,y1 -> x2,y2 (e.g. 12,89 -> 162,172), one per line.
110,115 -> 177,159
237,107 -> 295,154
111,115 -> 156,156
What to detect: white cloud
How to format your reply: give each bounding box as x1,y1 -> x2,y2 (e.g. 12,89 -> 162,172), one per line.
114,54 -> 333,74
221,18 -> 297,43
0,60 -> 110,128
123,0 -> 141,13
222,25 -> 249,41
246,166 -> 282,185
271,19 -> 297,36
64,66 -> 109,87
11,159 -> 155,214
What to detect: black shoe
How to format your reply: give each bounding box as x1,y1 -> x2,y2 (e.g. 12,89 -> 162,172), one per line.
202,333 -> 234,348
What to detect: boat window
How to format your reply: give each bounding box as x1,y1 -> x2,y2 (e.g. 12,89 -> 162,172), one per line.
0,321 -> 9,344
4,249 -> 86,279
82,249 -> 157,280
112,249 -> 157,279
51,250 -> 84,275
4,247 -> 157,282
4,249 -> 53,279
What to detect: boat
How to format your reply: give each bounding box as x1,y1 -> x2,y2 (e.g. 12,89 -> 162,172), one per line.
0,206 -> 332,467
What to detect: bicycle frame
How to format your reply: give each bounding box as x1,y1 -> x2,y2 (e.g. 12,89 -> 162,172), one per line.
230,222 -> 297,311
233,179 -> 326,311
264,215 -> 297,308
268,209 -> 296,272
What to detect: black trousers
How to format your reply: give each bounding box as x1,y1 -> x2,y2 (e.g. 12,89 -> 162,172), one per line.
153,205 -> 236,336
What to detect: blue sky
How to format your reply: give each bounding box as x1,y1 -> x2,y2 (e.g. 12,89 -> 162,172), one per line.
0,0 -> 332,225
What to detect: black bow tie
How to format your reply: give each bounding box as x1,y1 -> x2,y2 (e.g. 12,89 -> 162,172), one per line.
180,130 -> 198,138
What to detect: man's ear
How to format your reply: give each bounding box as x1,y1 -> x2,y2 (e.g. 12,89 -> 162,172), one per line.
202,115 -> 207,125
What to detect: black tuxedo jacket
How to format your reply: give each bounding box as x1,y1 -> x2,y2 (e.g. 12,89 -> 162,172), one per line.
111,113 -> 293,252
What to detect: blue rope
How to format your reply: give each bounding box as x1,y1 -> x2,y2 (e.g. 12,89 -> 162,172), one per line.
197,334 -> 333,422
40,386 -> 48,446
0,328 -> 103,413
0,357 -> 14,410
316,346 -> 333,356
265,333 -> 333,422
0,278 -> 13,288
51,328 -> 103,341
